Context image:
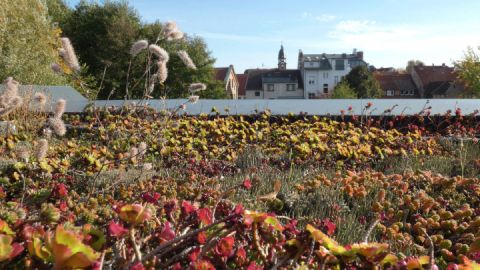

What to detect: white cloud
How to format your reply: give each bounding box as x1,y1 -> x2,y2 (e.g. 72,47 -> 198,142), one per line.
301,12 -> 337,22
198,32 -> 276,43
334,20 -> 377,33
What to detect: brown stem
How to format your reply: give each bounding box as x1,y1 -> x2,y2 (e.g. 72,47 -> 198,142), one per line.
130,228 -> 143,261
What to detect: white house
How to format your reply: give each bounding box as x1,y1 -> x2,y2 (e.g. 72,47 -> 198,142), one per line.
298,49 -> 367,99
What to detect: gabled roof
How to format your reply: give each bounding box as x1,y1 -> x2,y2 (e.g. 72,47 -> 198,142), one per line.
214,67 -> 229,81
237,74 -> 247,96
244,69 -> 304,90
424,81 -> 452,98
374,73 -> 417,92
413,65 -> 456,86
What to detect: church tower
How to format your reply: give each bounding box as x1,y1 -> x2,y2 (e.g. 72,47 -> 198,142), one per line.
278,44 -> 287,70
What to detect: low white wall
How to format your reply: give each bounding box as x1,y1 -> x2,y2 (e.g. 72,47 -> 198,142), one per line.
94,99 -> 480,116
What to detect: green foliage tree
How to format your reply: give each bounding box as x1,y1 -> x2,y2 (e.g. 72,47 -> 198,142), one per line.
344,66 -> 382,98
60,2 -> 225,99
0,0 -> 65,85
45,0 -> 71,25
406,59 -> 424,73
331,81 -> 357,99
454,46 -> 480,97
61,0 -> 141,99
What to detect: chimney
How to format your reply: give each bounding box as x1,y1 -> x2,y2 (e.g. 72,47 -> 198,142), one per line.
356,51 -> 364,60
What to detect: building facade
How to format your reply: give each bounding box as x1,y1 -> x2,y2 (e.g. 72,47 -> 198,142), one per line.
374,72 -> 420,98
244,45 -> 304,99
298,49 -> 367,99
410,64 -> 464,98
214,65 -> 239,99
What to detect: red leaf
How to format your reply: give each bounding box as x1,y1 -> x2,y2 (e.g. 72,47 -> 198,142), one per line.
59,201 -> 68,212
242,178 -> 252,189
247,261 -> 263,270
172,262 -> 183,270
130,262 -> 145,270
197,231 -> 207,244
323,219 -> 336,236
188,247 -> 201,262
55,183 -> 68,197
215,236 -> 235,257
234,204 -> 244,215
236,247 -> 246,259
9,243 -> 24,259
108,221 -> 128,238
181,201 -> 196,215
197,208 -> 212,225
159,221 -> 175,242
142,192 -> 161,204
191,259 -> 215,270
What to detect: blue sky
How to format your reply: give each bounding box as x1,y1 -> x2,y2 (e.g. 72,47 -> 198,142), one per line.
66,0 -> 480,72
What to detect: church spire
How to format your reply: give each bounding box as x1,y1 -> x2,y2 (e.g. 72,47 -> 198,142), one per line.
278,44 -> 286,70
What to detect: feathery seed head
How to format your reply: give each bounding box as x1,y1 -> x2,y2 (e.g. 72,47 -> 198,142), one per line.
16,145 -> 30,161
188,83 -> 207,93
163,21 -> 184,40
3,77 -> 19,98
157,61 -> 168,83
130,40 -> 149,57
177,51 -> 197,70
34,92 -> 47,108
168,31 -> 184,40
143,163 -> 153,171
10,96 -> 23,108
35,139 -> 48,161
60,37 -> 81,72
51,63 -> 62,74
129,147 -> 139,161
149,45 -> 169,62
138,142 -> 147,157
54,99 -> 66,119
48,117 -> 67,136
188,95 -> 200,104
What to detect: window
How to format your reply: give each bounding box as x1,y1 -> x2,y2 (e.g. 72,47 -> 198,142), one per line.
323,72 -> 329,79
334,76 -> 339,85
308,93 -> 315,99
386,90 -> 394,96
400,90 -> 414,96
287,84 -> 296,91
308,76 -> 316,85
323,84 -> 329,94
267,84 -> 274,91
255,91 -> 260,97
335,59 -> 345,70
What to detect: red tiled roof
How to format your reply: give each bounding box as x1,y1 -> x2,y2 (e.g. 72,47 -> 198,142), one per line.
237,74 -> 247,96
214,67 -> 229,81
374,73 -> 415,90
374,72 -> 419,98
413,65 -> 456,85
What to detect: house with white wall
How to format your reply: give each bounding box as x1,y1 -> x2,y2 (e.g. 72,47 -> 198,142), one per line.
298,49 -> 367,99
214,65 -> 239,99
244,45 -> 304,99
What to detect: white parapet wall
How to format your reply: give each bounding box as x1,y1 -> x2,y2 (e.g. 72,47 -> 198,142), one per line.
94,99 -> 480,116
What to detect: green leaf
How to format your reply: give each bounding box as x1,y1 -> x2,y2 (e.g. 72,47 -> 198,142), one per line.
0,220 -> 14,236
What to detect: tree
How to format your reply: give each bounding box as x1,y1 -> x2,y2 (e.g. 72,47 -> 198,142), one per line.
331,81 -> 357,99
454,46 -> 480,97
61,1 -> 141,99
45,0 -> 71,25
0,0 -> 65,85
60,2 -> 225,99
406,60 -> 424,73
344,66 -> 382,98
